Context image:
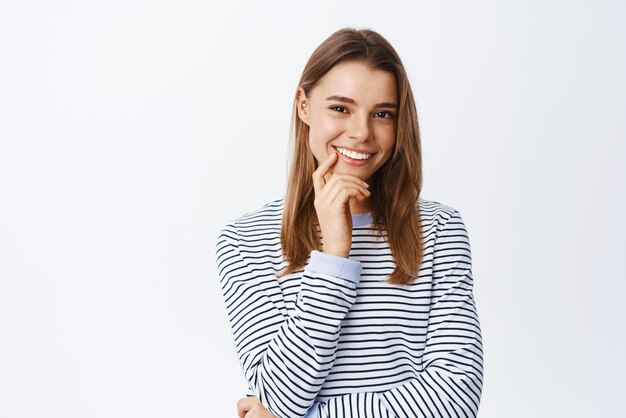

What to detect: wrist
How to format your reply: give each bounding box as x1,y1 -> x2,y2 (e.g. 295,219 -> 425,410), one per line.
321,246 -> 349,258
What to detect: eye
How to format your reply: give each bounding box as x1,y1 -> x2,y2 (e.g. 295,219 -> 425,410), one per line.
375,111 -> 395,119
330,105 -> 349,113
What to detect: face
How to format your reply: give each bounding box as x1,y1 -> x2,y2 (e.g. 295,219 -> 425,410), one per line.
296,60 -> 398,185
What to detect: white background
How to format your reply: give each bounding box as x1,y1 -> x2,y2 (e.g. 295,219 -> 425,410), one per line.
1,1 -> 624,417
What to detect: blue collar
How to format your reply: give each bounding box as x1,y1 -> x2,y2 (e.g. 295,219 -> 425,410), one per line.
352,211 -> 373,227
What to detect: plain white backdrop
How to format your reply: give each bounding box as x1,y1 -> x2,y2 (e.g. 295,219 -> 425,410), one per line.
1,1 -> 624,417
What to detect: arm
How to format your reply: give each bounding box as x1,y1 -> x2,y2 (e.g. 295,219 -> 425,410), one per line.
215,222 -> 362,418
312,209 -> 484,418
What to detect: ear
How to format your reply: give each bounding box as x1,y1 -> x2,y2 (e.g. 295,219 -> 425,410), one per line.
295,87 -> 310,126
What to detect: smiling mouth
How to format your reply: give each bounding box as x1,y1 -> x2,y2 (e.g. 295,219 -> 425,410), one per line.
332,145 -> 375,160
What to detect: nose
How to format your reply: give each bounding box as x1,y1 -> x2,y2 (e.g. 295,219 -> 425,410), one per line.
347,111 -> 370,142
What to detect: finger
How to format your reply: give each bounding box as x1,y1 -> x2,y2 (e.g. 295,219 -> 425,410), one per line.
315,179 -> 369,213
326,185 -> 370,209
323,178 -> 371,202
312,151 -> 337,195
323,173 -> 370,191
313,151 -> 337,192
328,181 -> 371,205
237,397 -> 257,418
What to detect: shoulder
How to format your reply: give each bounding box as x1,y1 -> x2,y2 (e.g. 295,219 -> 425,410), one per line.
215,196 -> 285,246
417,196 -> 470,243
417,196 -> 462,226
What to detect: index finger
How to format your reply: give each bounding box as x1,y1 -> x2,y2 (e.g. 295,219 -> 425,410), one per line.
312,150 -> 337,194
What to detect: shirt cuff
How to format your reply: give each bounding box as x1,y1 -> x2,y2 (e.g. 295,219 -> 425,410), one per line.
306,250 -> 362,284
304,401 -> 320,418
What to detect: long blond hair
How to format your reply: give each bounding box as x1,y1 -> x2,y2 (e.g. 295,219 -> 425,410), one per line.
279,27 -> 424,286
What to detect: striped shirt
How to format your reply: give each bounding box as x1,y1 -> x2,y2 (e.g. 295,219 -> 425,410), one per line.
214,196 -> 483,418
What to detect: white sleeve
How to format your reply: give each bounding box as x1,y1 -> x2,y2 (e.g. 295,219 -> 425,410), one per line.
215,222 -> 362,418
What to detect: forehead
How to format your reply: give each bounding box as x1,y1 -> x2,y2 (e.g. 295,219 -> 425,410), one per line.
311,61 -> 398,103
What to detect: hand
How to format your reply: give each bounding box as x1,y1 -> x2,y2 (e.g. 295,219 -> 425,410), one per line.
312,150 -> 371,258
237,396 -> 279,418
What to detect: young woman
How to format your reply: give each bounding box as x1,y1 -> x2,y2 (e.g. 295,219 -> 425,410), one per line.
215,27 -> 483,418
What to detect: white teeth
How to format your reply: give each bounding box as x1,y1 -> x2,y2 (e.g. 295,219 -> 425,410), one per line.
336,147 -> 371,160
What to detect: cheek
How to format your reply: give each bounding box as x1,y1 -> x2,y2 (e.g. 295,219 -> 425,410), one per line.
312,114 -> 344,137
307,133 -> 330,166
309,118 -> 343,151
370,127 -> 395,154
385,137 -> 396,153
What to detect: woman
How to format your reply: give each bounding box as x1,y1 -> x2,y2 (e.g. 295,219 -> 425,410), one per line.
215,27 -> 483,418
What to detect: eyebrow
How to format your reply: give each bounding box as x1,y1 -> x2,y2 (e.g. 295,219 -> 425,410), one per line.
325,95 -> 399,109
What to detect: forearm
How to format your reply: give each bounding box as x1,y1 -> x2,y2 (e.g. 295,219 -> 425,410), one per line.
244,270 -> 357,416
217,224 -> 363,418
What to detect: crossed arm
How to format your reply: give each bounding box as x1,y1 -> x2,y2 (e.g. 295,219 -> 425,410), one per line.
216,221 -> 362,418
